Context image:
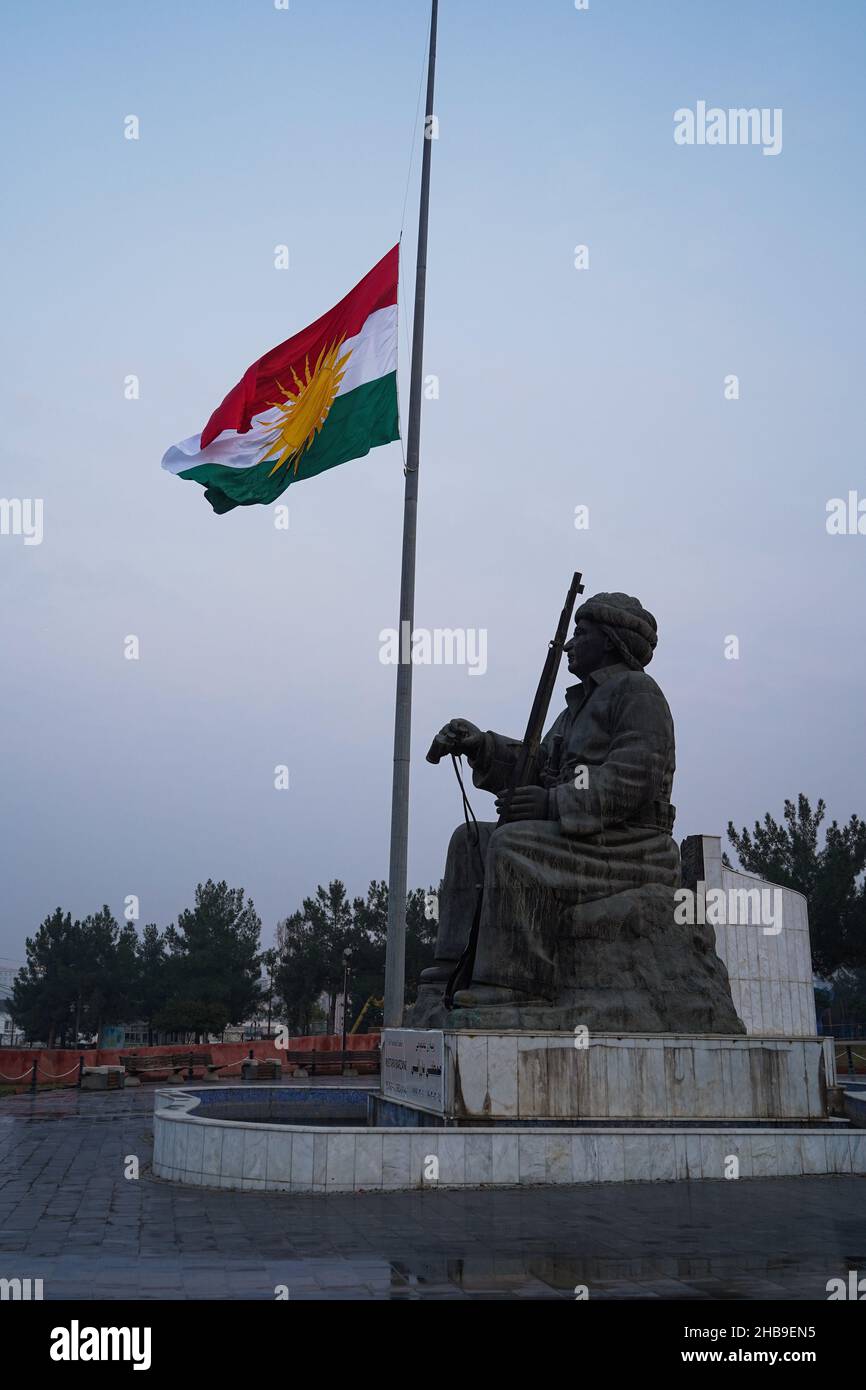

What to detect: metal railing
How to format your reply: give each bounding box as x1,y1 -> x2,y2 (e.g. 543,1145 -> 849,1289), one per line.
834,1043 -> 866,1075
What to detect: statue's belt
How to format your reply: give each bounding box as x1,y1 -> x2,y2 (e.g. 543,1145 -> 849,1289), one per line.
543,775 -> 675,835
551,795 -> 675,834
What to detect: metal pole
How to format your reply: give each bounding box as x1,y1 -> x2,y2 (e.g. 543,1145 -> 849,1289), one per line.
384,0 -> 438,1029
340,953 -> 350,1073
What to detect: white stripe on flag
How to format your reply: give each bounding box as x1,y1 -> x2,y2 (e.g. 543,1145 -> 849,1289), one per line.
161,305 -> 397,475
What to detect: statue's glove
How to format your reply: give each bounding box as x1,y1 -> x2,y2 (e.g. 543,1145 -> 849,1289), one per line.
429,718 -> 484,762
495,785 -> 553,823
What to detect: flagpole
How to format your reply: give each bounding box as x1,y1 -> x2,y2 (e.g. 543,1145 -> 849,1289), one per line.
383,0 -> 438,1030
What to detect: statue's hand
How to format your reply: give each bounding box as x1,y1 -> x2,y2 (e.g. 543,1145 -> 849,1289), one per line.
496,785 -> 551,822
428,718 -> 484,763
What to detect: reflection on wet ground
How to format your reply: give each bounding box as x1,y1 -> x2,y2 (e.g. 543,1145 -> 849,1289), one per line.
1,1087 -> 863,1299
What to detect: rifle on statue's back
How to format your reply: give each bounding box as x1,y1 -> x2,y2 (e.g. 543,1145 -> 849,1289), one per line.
441,571 -> 585,1006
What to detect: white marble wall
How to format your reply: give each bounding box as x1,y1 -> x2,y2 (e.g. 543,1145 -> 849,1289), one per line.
695,834 -> 816,1035
444,1032 -> 834,1122
152,1098 -> 866,1194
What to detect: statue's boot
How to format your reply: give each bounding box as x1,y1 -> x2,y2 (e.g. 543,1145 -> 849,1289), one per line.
403,965 -> 457,1028
410,961 -> 458,1016
418,961 -> 457,987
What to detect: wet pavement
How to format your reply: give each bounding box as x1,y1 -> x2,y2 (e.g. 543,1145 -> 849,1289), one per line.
1,1086 -> 864,1300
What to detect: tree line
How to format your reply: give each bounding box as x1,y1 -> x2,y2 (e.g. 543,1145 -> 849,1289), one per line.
8,794 -> 866,1045
10,878 -> 436,1046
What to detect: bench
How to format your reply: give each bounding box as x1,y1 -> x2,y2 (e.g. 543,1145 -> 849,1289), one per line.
282,1048 -> 379,1077
170,1051 -> 225,1080
120,1052 -> 224,1081
120,1054 -> 173,1080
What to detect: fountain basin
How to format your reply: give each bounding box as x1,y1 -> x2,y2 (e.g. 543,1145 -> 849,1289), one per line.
152,1085 -> 865,1193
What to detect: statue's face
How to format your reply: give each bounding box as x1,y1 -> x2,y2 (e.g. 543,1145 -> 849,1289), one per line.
565,618 -> 613,679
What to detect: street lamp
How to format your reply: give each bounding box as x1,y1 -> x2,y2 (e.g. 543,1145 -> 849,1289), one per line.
340,948 -> 352,1074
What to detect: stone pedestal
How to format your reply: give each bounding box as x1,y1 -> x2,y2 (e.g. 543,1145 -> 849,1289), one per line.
81,1065 -> 125,1091
241,1059 -> 282,1082
381,1029 -> 835,1124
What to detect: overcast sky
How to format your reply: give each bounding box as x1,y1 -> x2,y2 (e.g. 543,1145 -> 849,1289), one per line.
2,0 -> 864,970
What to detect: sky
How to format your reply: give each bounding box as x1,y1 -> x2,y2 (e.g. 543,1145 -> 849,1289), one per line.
2,0 -> 865,970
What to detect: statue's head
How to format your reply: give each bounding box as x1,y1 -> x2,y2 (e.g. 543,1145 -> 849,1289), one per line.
565,592 -> 658,679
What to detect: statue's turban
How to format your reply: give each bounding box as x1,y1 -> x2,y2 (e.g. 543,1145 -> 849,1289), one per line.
574,592 -> 658,670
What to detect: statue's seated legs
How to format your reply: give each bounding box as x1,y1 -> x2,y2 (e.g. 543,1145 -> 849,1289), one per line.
408,819 -> 745,1034
418,821 -> 496,989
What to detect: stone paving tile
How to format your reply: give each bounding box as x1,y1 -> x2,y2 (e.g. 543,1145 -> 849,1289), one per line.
1,1086 -> 865,1300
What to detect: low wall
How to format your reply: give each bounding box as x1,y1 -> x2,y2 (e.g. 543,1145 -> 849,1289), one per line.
0,1034 -> 380,1089
152,1087 -> 866,1193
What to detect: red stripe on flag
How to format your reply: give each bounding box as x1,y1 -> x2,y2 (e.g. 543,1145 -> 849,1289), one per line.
201,244 -> 399,448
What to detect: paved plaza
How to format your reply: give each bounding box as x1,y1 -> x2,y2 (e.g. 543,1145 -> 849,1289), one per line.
1,1086 -> 864,1301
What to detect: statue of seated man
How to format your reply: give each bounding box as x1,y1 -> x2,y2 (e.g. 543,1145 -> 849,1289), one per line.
408,592 -> 743,1033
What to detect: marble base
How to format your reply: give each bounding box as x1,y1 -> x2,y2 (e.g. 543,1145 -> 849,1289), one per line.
152,1087 -> 864,1194
382,1029 -> 835,1123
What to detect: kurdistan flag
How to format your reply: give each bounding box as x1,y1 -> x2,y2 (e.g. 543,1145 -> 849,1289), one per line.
162,245 -> 400,514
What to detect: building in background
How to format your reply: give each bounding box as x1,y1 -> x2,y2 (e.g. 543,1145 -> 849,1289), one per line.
0,965 -> 22,1045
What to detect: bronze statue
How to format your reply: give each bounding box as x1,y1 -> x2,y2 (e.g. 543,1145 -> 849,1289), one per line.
407,592 -> 744,1033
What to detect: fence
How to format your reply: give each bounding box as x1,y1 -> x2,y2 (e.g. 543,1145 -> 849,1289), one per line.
0,1034 -> 381,1090
833,1041 -> 866,1076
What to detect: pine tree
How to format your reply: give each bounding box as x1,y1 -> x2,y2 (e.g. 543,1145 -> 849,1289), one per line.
726,795 -> 866,975
156,881 -> 262,1041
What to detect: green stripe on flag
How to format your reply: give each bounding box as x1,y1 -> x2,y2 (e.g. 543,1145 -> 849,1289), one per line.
179,373 -> 399,513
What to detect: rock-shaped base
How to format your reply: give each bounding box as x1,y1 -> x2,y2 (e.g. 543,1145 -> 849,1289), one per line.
406,884 -> 745,1034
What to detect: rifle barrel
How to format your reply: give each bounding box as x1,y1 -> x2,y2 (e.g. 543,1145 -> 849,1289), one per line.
502,571 -> 584,814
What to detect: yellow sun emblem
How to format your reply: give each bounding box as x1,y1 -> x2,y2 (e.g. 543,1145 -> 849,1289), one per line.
258,337 -> 352,477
